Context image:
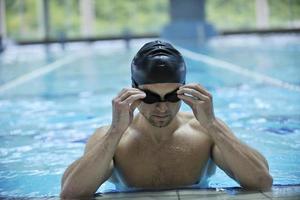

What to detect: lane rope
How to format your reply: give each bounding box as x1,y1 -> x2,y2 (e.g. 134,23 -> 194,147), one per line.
177,46 -> 300,92
0,53 -> 86,94
1,46 -> 299,94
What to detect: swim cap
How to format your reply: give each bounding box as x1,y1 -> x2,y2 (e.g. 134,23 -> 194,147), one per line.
131,40 -> 186,86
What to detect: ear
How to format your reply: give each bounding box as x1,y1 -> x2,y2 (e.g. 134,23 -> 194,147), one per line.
132,79 -> 138,88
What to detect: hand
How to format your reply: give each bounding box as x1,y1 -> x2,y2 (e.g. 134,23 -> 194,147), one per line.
177,83 -> 216,129
111,88 -> 146,133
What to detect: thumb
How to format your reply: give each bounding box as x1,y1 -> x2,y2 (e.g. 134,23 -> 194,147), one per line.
130,100 -> 141,114
178,95 -> 194,108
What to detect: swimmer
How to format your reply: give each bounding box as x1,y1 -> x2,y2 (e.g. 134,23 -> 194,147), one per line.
60,40 -> 273,199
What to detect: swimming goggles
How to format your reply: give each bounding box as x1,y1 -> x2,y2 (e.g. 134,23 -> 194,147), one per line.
132,79 -> 181,104
140,88 -> 180,104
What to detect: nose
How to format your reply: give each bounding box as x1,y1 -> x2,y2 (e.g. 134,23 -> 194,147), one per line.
155,102 -> 168,113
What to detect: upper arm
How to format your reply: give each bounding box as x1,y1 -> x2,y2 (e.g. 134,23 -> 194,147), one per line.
61,158 -> 82,188
212,144 -> 235,179
210,118 -> 238,179
61,126 -> 114,187
211,118 -> 270,180
83,126 -> 110,154
84,126 -> 114,180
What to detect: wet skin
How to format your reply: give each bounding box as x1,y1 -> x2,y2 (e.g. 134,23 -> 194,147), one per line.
60,83 -> 272,199
111,83 -> 214,188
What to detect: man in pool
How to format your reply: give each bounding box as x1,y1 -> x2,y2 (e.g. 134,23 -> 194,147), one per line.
60,40 -> 273,198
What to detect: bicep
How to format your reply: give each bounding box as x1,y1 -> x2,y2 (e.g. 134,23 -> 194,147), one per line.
210,118 -> 238,179
212,144 -> 235,179
84,126 -> 110,154
62,126 -> 113,187
61,158 -> 82,188
105,160 -> 114,182
84,126 -> 114,181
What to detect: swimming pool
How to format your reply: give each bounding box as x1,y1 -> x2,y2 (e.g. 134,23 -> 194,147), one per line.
0,35 -> 299,198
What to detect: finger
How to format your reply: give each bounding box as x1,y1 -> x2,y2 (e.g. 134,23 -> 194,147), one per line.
117,88 -> 143,97
181,84 -> 212,99
117,88 -> 128,96
123,93 -> 146,105
181,84 -> 210,96
177,88 -> 209,101
180,84 -> 212,100
130,99 -> 141,113
119,90 -> 145,101
177,94 -> 196,107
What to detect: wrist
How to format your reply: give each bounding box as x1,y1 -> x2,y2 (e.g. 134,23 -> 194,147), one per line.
207,118 -> 217,132
109,124 -> 127,135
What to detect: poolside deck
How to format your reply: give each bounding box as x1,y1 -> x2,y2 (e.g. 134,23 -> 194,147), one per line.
95,185 -> 300,200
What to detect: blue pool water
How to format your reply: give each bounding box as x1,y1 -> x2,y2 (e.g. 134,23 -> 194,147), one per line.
0,36 -> 299,197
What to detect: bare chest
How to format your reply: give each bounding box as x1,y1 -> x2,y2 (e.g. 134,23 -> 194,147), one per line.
114,135 -> 212,188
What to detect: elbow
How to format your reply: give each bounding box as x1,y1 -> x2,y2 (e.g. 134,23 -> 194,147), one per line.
60,189 -> 72,199
242,172 -> 273,191
60,187 -> 72,199
60,191 -> 93,200
258,173 -> 273,191
60,185 -> 76,199
60,184 -> 94,199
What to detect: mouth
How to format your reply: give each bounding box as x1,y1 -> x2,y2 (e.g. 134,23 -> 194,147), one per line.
152,115 -> 169,119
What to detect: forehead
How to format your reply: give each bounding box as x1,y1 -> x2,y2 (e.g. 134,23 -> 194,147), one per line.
139,83 -> 182,94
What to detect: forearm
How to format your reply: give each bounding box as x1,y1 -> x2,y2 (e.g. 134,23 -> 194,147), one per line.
61,127 -> 122,198
209,119 -> 272,189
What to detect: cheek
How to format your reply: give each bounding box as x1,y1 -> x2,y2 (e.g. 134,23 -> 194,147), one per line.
138,103 -> 154,114
170,101 -> 181,113
160,102 -> 181,114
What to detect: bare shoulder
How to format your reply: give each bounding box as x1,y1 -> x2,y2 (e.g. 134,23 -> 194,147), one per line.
84,125 -> 110,154
178,111 -> 195,122
177,112 -> 205,131
178,112 -> 213,142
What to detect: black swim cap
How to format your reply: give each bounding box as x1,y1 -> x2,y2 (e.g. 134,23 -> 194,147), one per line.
131,40 -> 186,86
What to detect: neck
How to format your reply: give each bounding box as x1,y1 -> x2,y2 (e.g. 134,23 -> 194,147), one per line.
135,113 -> 180,144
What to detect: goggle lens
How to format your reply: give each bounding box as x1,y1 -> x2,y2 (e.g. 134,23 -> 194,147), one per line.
142,88 -> 180,104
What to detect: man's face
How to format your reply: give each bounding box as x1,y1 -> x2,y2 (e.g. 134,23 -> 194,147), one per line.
137,83 -> 182,128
